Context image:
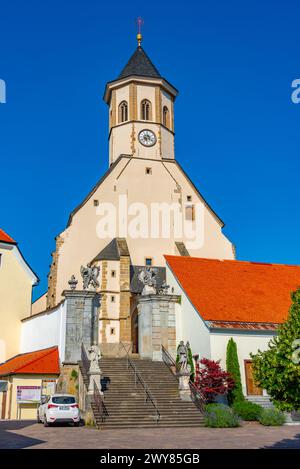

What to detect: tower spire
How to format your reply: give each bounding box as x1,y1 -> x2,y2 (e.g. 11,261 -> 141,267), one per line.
136,16 -> 144,47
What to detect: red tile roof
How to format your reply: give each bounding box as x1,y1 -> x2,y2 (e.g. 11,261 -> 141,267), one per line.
0,347 -> 60,376
0,228 -> 16,245
165,256 -> 300,325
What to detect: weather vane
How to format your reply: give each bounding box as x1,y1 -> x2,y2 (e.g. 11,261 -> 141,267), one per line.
136,17 -> 144,47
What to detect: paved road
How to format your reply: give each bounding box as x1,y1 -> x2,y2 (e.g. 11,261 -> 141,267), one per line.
0,420 -> 300,449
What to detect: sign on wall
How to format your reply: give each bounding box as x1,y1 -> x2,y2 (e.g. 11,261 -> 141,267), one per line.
41,380 -> 56,396
17,386 -> 41,402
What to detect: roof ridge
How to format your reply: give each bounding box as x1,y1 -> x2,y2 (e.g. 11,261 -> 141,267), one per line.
13,346 -> 58,373
118,46 -> 161,80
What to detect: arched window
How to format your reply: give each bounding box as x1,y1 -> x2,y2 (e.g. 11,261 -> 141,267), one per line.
118,101 -> 128,123
141,99 -> 152,121
163,106 -> 170,128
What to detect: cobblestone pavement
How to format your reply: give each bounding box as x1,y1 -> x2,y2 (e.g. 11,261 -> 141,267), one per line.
0,420 -> 300,449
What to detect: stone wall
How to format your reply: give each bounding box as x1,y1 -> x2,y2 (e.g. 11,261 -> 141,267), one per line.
47,235 -> 64,309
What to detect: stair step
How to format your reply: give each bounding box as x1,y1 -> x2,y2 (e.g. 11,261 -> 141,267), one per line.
80,357 -> 204,430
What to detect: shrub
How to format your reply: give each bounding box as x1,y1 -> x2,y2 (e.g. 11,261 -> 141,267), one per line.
258,408 -> 286,426
197,358 -> 234,404
232,400 -> 263,421
204,403 -> 240,428
226,338 -> 244,404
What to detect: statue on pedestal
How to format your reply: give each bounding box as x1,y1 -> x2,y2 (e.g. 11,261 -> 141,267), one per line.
177,341 -> 192,401
138,267 -> 157,295
88,343 -> 101,372
87,343 -> 102,394
80,264 -> 100,290
177,340 -> 191,373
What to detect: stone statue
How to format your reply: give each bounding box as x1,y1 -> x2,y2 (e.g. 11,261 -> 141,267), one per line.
177,341 -> 192,401
177,340 -> 191,373
138,267 -> 157,295
80,263 -> 100,290
88,343 -> 101,372
158,281 -> 170,295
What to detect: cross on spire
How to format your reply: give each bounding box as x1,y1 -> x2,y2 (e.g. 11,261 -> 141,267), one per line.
136,17 -> 144,47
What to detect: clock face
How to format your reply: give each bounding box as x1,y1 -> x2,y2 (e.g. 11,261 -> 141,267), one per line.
138,129 -> 157,147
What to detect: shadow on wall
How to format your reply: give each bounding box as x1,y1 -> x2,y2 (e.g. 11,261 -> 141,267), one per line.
0,420 -> 45,449
263,432 -> 300,449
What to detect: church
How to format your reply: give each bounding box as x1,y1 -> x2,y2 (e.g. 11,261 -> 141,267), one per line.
32,32 -> 235,356
0,31 -> 298,423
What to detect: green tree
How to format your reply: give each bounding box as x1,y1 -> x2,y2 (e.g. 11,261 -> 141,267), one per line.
251,288 -> 300,411
226,338 -> 244,405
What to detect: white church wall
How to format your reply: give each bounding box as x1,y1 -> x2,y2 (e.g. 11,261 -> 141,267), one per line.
210,331 -> 276,395
54,155 -> 235,306
166,266 -> 211,359
20,301 -> 67,362
160,126 -> 174,159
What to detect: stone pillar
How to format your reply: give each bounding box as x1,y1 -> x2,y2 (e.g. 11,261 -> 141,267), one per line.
137,294 -> 179,361
62,290 -> 101,363
177,371 -> 192,401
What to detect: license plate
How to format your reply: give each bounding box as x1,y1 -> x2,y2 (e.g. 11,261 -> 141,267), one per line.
59,406 -> 69,410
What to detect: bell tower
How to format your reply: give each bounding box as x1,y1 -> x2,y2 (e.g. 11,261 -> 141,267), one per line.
103,28 -> 178,165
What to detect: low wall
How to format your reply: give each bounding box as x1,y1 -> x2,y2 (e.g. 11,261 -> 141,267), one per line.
20,302 -> 67,361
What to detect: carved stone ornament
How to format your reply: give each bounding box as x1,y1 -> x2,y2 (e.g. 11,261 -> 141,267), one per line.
138,267 -> 157,295
68,275 -> 78,290
80,263 -> 100,290
158,280 -> 170,295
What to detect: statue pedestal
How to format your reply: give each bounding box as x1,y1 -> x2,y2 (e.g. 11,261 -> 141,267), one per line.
177,371 -> 192,401
137,294 -> 180,361
88,370 -> 102,395
62,290 -> 100,363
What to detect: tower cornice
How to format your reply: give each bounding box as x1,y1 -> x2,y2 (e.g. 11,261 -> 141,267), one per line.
103,76 -> 178,104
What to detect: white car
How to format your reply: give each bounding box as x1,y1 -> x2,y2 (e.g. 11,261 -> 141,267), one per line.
37,393 -> 81,427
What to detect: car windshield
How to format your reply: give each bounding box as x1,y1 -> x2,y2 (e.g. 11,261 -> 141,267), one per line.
52,396 -> 76,405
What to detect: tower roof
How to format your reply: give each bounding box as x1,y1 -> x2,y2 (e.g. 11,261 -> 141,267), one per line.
118,46 -> 161,80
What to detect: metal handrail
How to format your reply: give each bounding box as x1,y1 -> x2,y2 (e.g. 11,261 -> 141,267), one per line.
189,381 -> 205,413
119,342 -> 160,424
93,380 -> 109,423
161,344 -> 179,377
81,343 -> 90,374
161,345 -> 205,414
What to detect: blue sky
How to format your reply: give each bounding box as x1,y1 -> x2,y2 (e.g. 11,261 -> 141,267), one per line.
1,0 -> 300,299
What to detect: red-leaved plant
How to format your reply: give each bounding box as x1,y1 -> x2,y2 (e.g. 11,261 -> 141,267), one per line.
195,358 -> 234,404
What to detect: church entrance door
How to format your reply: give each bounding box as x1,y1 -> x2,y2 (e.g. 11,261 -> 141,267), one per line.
244,360 -> 263,395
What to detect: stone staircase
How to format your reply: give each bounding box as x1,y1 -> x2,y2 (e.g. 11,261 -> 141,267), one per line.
246,395 -> 274,408
97,357 -> 204,429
